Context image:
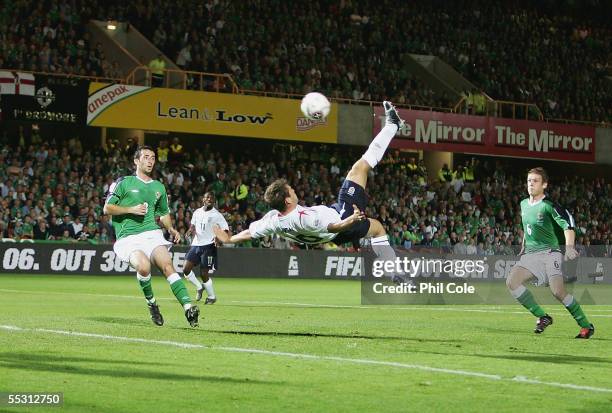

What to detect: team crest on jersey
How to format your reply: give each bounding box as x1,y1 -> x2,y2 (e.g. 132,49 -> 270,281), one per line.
155,191 -> 161,200
348,186 -> 355,196
536,212 -> 544,223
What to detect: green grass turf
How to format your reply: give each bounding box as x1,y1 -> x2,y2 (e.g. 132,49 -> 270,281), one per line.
0,275 -> 611,413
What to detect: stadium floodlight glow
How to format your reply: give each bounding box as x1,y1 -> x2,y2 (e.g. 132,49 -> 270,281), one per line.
106,21 -> 117,30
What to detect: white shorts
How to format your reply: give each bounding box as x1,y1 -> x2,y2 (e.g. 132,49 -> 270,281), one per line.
516,250 -> 563,286
113,229 -> 172,263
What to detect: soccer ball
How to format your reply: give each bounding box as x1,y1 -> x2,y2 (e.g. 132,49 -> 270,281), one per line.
300,92 -> 331,120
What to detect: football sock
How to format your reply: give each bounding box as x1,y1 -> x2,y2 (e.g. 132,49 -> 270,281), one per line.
370,235 -> 404,278
184,271 -> 203,290
167,273 -> 192,309
203,278 -> 215,299
362,124 -> 398,168
511,285 -> 546,318
562,294 -> 591,328
136,273 -> 155,304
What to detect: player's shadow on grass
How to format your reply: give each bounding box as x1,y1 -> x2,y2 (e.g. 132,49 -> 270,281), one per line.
0,353 -> 281,385
405,349 -> 612,365
484,350 -> 612,365
480,326 -> 612,341
206,329 -> 462,343
86,316 -> 154,327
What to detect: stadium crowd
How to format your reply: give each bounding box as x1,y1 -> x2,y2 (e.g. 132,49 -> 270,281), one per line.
0,134 -> 609,257
117,0 -> 611,122
0,0 -> 121,78
2,0 -> 610,121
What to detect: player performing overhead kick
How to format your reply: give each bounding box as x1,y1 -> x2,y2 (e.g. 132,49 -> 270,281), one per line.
214,102 -> 405,280
104,145 -> 200,327
506,167 -> 594,338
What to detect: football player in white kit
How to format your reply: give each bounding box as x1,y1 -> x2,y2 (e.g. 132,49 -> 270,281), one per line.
183,192 -> 229,303
214,102 -> 405,280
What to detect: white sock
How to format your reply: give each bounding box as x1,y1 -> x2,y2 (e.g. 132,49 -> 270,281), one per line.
510,285 -> 527,299
203,278 -> 215,298
362,124 -> 398,168
166,273 -> 181,284
183,303 -> 192,311
370,235 -> 402,277
136,273 -> 150,281
184,271 -> 203,289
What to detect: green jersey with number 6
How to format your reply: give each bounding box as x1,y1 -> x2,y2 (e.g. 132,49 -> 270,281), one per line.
105,176 -> 170,240
520,197 -> 575,253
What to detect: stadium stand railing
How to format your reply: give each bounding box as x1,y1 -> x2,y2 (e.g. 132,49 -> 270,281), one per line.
125,66 -> 240,93
453,96 -> 544,122
2,67 -> 609,127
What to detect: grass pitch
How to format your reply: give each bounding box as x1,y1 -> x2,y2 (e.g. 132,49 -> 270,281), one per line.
0,275 -> 611,412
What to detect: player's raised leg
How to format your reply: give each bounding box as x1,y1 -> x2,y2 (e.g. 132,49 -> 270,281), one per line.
151,246 -> 200,327
346,101 -> 403,188
129,250 -> 164,326
506,266 -> 551,333
342,102 -> 406,282
548,275 -> 594,339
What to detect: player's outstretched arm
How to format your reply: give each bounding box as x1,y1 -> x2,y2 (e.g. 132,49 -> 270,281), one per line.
159,214 -> 181,243
103,203 -> 147,216
327,204 -> 365,233
214,225 -> 252,244
185,224 -> 196,239
564,229 -> 578,260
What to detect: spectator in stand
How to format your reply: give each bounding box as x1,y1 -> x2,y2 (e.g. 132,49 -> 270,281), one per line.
149,53 -> 166,87
169,137 -> 184,165
438,164 -> 453,183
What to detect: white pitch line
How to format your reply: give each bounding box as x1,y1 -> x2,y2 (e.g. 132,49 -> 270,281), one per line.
0,288 -> 176,302
1,325 -> 203,349
1,324 -> 611,394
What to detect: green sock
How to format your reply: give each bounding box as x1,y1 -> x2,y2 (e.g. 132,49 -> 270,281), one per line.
564,296 -> 591,328
137,274 -> 155,303
169,276 -> 191,307
516,288 -> 546,318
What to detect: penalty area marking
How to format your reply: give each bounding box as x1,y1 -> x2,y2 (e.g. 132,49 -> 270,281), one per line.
1,324 -> 611,394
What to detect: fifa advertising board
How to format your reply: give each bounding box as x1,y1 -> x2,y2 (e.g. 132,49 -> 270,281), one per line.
373,107 -> 596,163
87,83 -> 337,143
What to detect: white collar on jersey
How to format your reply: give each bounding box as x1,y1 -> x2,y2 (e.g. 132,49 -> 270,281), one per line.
135,175 -> 154,184
279,205 -> 305,219
528,195 -> 546,206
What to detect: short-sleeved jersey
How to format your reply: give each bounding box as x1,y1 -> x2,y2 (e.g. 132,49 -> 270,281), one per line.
249,204 -> 341,245
191,207 -> 229,246
520,196 -> 574,253
105,175 -> 169,240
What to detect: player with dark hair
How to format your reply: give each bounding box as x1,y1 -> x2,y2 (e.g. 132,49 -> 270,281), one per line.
214,102 -> 405,279
104,145 -> 200,327
506,167 -> 594,338
183,192 -> 228,303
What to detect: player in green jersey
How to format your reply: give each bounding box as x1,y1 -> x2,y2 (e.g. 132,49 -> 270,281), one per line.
104,145 -> 200,327
506,167 -> 594,338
